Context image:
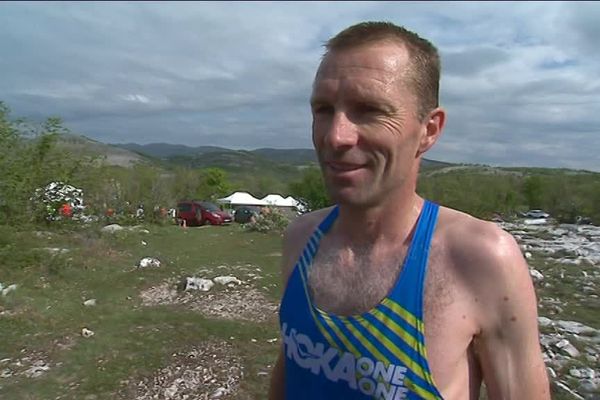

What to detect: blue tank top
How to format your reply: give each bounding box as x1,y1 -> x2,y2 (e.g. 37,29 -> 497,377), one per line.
279,200 -> 443,400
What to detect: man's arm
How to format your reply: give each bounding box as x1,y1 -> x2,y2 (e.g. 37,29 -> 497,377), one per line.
268,209 -> 329,400
466,225 -> 550,399
268,346 -> 285,400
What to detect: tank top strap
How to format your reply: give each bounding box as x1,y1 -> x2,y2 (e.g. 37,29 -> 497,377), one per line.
388,200 -> 439,319
316,205 -> 339,236
407,200 -> 439,265
296,206 -> 339,278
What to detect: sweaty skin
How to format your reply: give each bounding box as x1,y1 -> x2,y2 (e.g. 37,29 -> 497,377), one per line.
269,41 -> 550,400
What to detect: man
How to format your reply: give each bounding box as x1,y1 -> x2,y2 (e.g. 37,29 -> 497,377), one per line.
269,22 -> 549,399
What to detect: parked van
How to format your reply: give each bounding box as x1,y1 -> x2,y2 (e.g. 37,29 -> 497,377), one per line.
176,201 -> 232,226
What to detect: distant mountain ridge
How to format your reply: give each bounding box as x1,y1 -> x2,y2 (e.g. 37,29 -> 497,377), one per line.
56,134 -> 146,167
112,142 -> 451,170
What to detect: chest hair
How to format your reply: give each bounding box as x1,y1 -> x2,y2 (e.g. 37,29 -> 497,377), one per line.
308,242 -> 408,316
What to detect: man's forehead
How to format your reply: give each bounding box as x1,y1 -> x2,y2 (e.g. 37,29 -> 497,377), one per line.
314,42 -> 411,84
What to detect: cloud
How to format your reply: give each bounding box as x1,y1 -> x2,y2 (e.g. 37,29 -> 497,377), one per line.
0,1 -> 598,171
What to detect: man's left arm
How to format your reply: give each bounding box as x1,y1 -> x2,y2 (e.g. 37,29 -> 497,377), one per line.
469,227 -> 550,399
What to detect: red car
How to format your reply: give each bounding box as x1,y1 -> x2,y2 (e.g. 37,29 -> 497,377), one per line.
176,201 -> 232,226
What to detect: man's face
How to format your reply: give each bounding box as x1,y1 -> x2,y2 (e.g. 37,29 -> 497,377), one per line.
311,42 -> 427,207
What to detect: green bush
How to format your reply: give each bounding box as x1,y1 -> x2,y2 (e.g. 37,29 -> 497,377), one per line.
245,207 -> 289,233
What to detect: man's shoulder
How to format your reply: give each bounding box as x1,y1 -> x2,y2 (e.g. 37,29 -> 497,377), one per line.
285,206 -> 335,242
436,205 -> 526,283
280,207 -> 336,281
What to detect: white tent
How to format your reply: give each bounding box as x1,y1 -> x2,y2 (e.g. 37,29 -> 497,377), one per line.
217,192 -> 268,206
262,194 -> 300,208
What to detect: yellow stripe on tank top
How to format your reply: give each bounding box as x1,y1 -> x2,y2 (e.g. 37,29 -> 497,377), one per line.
381,298 -> 420,329
296,257 -> 338,349
317,311 -> 361,356
371,308 -> 420,352
352,316 -> 429,384
334,316 -> 438,400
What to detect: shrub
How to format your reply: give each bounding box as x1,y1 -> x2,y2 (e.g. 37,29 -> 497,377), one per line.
245,207 -> 289,233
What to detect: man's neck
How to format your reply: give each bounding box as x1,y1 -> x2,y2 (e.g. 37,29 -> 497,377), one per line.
334,190 -> 424,247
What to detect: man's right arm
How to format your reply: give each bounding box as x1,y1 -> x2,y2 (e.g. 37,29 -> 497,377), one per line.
268,345 -> 285,400
267,209 -> 330,400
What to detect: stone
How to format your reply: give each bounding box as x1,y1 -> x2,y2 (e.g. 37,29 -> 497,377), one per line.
101,224 -> 124,233
538,317 -> 553,327
555,339 -> 580,357
138,257 -> 161,269
557,320 -> 597,335
1,284 -> 17,296
81,328 -> 94,338
529,269 -> 544,282
83,299 -> 97,307
213,276 -> 242,286
210,387 -> 227,398
183,277 -> 214,292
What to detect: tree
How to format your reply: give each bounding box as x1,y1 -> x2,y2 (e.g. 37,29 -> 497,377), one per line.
196,168 -> 232,200
289,167 -> 331,211
523,176 -> 544,209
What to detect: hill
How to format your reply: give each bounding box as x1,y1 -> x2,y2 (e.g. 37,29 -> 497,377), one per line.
56,134 -> 148,167
112,142 -> 452,170
115,142 -> 229,159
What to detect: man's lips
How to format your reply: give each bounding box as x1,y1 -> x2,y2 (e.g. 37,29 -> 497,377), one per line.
325,161 -> 367,172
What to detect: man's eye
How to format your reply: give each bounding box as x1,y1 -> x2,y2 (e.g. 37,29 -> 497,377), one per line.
357,104 -> 381,114
313,105 -> 334,114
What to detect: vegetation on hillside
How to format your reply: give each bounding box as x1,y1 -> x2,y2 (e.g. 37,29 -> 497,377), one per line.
288,161 -> 600,224
1,99 -> 598,225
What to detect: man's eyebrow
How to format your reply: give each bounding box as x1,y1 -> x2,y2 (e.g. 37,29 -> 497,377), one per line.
309,97 -> 330,106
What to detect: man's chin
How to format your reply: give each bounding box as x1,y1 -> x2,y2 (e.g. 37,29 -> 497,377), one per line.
328,187 -> 373,207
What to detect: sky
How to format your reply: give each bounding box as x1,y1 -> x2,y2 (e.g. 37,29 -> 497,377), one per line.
1,1 -> 599,171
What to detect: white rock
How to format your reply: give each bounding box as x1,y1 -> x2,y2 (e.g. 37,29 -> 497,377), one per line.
24,363 -> 50,378
164,384 -> 178,398
570,368 -> 584,378
570,368 -> 595,379
555,381 -> 584,399
211,387 -> 227,398
214,276 -> 242,286
523,218 -> 548,225
529,269 -> 544,282
81,327 -> 94,338
43,247 -> 70,255
83,299 -> 97,307
2,284 -> 17,296
184,277 -> 214,292
101,224 -> 123,233
538,317 -> 553,327
524,251 -> 532,259
138,257 -> 161,268
557,320 -> 597,335
555,339 -> 580,357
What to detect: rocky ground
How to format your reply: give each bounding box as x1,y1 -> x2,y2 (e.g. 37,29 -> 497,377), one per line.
134,264 -> 279,399
498,219 -> 600,399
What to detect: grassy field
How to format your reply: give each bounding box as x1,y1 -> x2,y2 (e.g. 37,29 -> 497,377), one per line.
2,221 -> 597,399
0,222 -> 284,400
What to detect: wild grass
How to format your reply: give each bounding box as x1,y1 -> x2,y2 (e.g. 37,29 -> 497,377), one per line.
0,223 -> 283,399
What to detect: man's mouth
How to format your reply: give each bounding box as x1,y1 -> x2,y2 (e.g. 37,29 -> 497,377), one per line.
325,161 -> 367,173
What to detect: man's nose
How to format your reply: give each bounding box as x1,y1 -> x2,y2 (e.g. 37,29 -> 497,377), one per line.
325,111 -> 359,149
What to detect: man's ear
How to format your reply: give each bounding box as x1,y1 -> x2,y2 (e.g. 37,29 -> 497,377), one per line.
417,107 -> 446,157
